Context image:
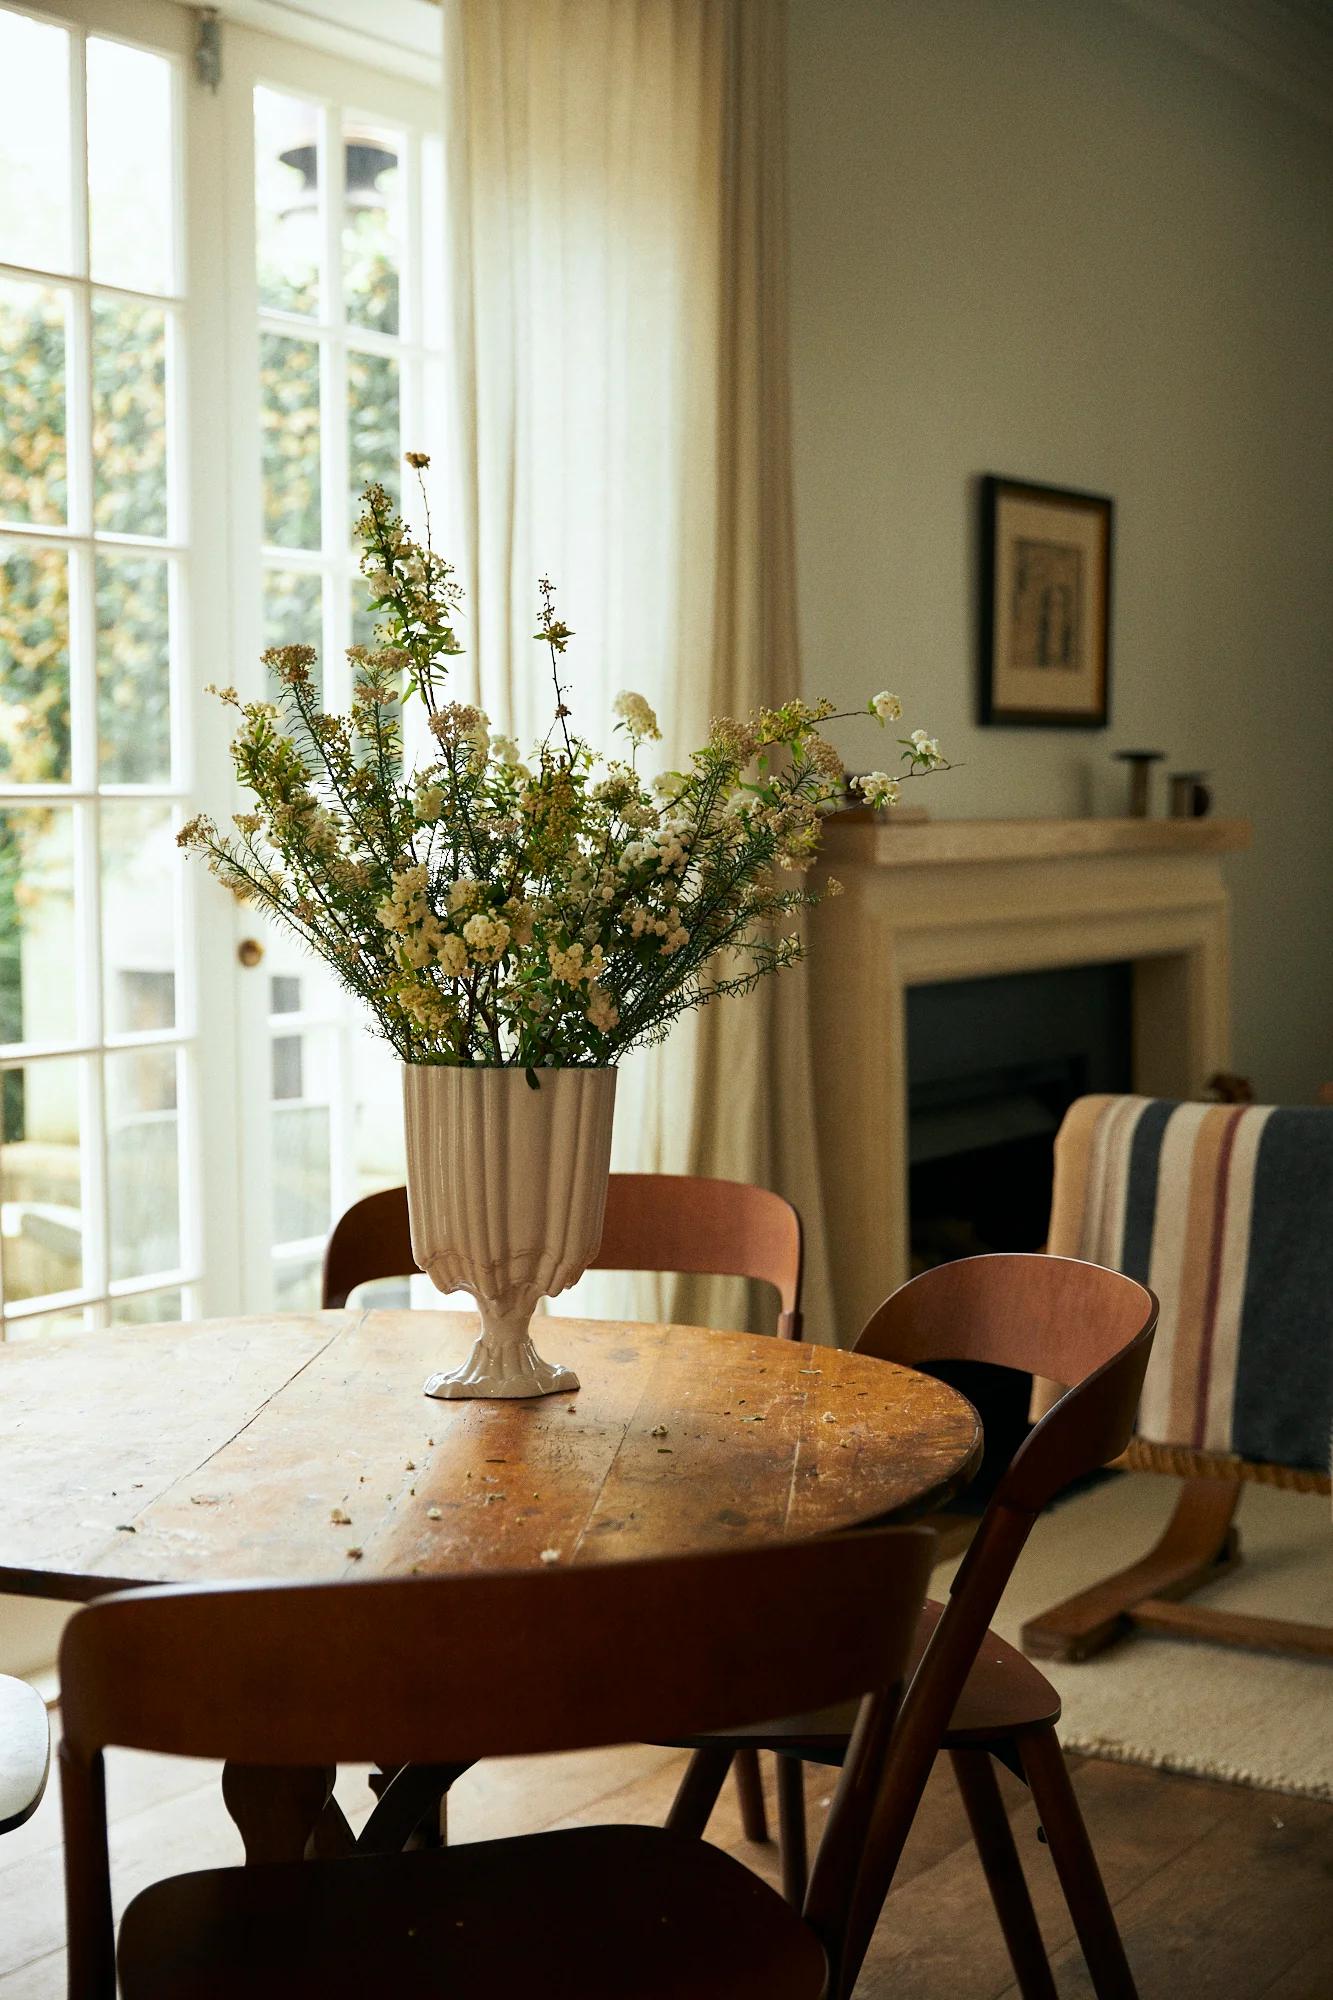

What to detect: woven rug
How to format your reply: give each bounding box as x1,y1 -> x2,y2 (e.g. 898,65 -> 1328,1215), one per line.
937,1471 -> 1333,1800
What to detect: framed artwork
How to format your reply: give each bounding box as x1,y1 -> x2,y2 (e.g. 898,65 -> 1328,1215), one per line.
979,476 -> 1113,727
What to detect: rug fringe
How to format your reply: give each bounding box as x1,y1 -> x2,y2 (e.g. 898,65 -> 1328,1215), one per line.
1058,1730 -> 1333,1803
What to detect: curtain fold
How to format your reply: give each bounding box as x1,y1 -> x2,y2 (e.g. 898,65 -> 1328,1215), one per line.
446,0 -> 834,1341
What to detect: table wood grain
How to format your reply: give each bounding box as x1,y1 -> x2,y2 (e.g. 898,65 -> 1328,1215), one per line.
0,1312 -> 981,1601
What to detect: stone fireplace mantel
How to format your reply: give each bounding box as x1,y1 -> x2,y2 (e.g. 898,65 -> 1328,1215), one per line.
807,816 -> 1252,1339
820,815 -> 1251,870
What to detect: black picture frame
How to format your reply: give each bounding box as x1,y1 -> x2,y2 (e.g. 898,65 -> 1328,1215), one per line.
978,475 -> 1114,728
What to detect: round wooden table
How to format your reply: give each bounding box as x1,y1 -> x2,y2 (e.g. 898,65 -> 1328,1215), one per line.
0,1310 -> 981,1601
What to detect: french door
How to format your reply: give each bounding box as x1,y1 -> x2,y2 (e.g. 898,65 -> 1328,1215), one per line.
0,0 -> 447,1334
220,23 -> 446,1314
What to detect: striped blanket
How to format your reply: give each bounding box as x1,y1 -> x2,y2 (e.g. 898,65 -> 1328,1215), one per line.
1047,1097 -> 1333,1475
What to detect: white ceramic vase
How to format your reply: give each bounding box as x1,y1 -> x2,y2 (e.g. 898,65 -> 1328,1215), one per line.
402,1064 -> 617,1401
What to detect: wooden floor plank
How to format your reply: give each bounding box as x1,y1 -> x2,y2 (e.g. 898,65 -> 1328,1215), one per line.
1037,1784 -> 1333,2000
845,1759 -> 1260,2000
447,1742 -> 682,1846
0,1749 -> 217,1873
1253,1939 -> 1333,2000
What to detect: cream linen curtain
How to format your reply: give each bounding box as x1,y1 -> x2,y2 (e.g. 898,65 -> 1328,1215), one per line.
445,0 -> 833,1340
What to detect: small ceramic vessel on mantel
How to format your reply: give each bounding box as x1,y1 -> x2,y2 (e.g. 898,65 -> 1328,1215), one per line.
402,1064 -> 617,1401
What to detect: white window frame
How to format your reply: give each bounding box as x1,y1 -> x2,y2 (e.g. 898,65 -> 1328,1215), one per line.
1,0 -> 447,1329
218,26 -> 445,1313
0,0 -> 231,1334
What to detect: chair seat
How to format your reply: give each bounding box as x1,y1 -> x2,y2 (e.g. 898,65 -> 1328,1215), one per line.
921,1597 -> 1062,1743
117,1822 -> 828,2000
0,1676 -> 50,1836
713,1599 -> 1062,1764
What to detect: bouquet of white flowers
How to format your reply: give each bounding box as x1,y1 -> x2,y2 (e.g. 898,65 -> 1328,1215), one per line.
179,454 -> 946,1071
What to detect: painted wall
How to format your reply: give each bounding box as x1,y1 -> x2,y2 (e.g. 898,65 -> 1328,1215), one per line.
787,0 -> 1333,1103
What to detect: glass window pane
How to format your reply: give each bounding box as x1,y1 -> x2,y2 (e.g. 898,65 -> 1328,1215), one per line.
343,120 -> 402,336
263,566 -> 322,648
272,1027 -> 332,1244
101,802 -> 178,1035
261,332 -> 322,550
3,1305 -> 91,1341
92,298 -> 169,538
265,920 -> 339,1017
264,567 -> 323,700
255,88 -> 320,317
106,1046 -> 180,1282
0,278 -> 68,527
96,554 -> 172,782
0,1055 -> 84,1304
347,348 -> 399,535
421,136 -> 447,349
110,1286 -> 182,1326
0,542 -> 71,785
273,1254 -> 321,1311
87,38 -> 174,296
354,1032 -> 403,1201
0,808 -> 78,1047
0,12 -> 72,274
350,573 -> 379,649
350,1274 -> 410,1310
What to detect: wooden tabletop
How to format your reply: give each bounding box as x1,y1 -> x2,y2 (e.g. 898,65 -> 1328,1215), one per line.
0,1311 -> 981,1601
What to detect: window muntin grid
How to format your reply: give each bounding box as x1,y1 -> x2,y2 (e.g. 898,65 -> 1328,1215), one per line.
251,82 -> 444,1307
0,4 -> 200,1336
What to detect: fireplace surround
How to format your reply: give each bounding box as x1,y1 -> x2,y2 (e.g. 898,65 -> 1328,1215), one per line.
808,816 -> 1251,1343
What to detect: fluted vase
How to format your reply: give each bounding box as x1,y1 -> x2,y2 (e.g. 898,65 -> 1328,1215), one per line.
403,1064 -> 617,1401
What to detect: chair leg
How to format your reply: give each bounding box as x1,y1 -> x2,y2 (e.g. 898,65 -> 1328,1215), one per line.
1019,1725 -> 1138,2000
733,1746 -> 770,1843
359,1763 -> 469,1854
777,1754 -> 809,1908
950,1748 -> 1057,2000
221,1762 -> 335,1864
666,1746 -> 733,1838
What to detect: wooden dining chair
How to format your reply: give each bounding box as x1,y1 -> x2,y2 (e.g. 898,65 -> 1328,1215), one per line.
322,1172 -> 804,1844
1,1675 -> 50,1840
669,1252 -> 1157,2000
59,1527 -> 933,2000
323,1173 -> 804,1339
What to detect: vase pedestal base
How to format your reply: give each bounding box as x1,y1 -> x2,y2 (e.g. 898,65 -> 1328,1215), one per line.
423,1319 -> 580,1401
404,1064 -> 615,1404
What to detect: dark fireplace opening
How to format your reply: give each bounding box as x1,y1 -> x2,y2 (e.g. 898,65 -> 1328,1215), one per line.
907,962 -> 1133,1505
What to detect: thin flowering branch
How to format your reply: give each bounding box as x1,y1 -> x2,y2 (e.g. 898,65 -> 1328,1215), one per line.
536,574 -> 576,764
179,454 -> 950,1067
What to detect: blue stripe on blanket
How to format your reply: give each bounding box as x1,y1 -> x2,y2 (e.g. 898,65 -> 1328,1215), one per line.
1120,1099 -> 1173,1284
1232,1109 -> 1333,1473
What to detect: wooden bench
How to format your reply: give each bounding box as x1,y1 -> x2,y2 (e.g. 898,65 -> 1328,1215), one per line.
1022,1096 -> 1332,1665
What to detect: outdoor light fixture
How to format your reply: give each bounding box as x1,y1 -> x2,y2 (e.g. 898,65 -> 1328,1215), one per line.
278,134 -> 398,217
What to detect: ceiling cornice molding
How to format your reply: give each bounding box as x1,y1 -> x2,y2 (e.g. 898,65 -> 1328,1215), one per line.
211,0 -> 443,83
1112,0 -> 1333,131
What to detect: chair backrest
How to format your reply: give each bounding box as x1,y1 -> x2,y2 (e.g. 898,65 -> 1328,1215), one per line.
59,1528 -> 932,1995
592,1174 -> 803,1336
323,1174 -> 804,1338
322,1186 -> 414,1309
837,1252 -> 1156,1990
856,1252 -> 1157,1514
